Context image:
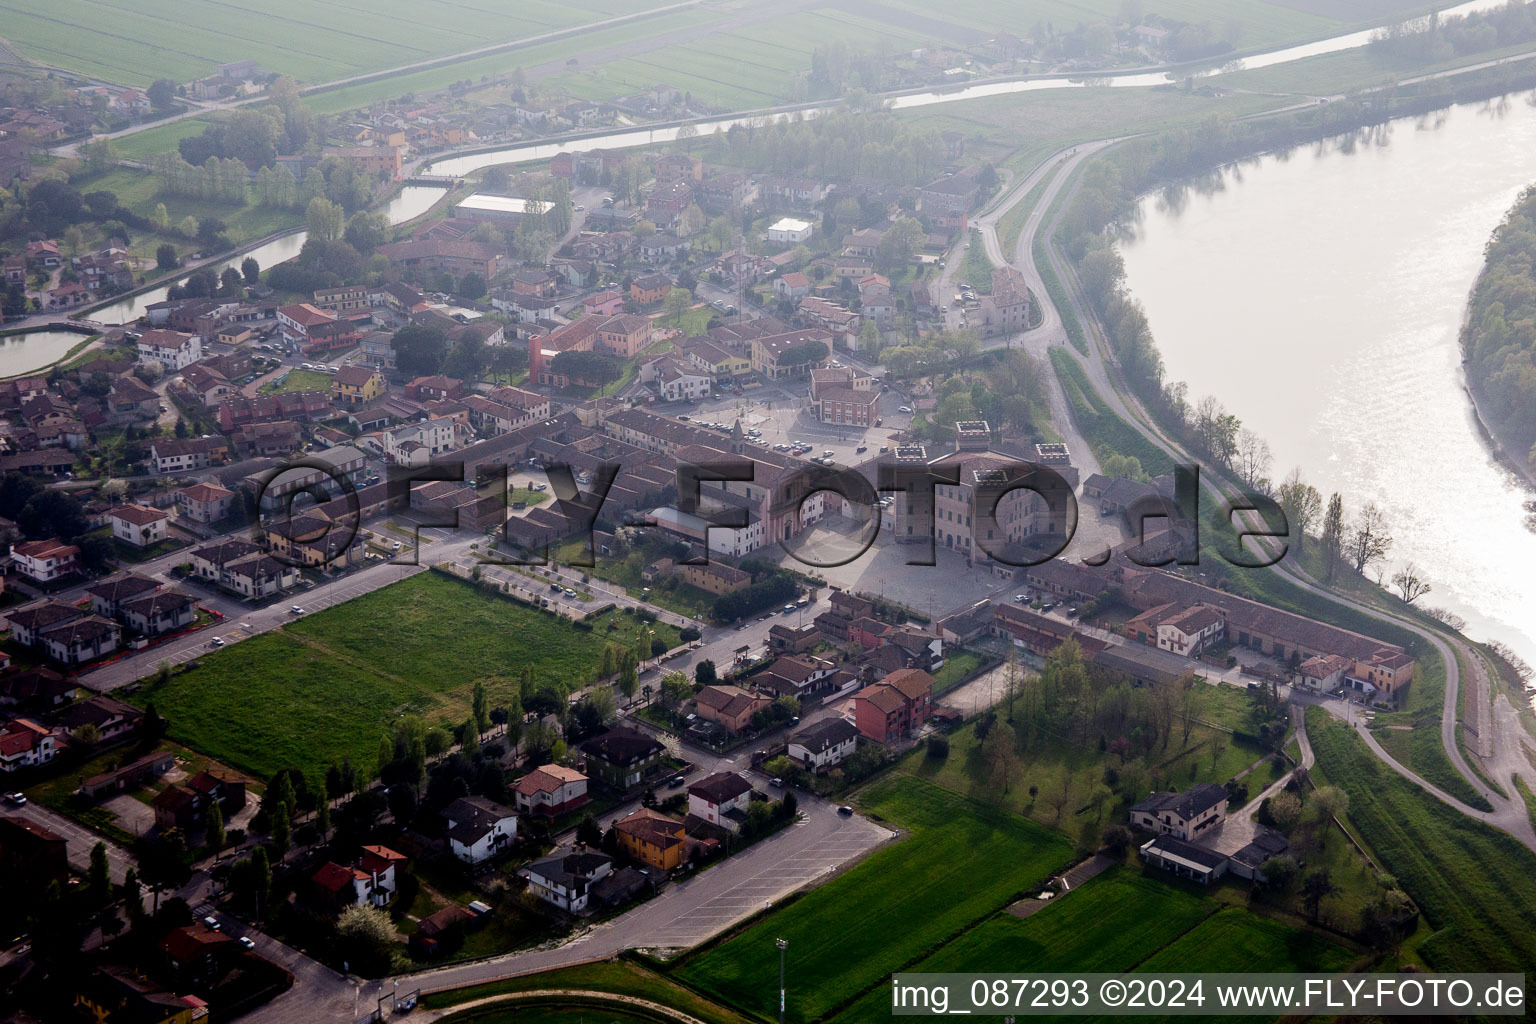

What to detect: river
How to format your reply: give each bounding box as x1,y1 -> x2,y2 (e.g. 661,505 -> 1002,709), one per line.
1118,93 -> 1536,671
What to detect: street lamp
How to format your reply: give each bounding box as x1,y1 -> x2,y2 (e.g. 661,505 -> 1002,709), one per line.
776,937 -> 789,1024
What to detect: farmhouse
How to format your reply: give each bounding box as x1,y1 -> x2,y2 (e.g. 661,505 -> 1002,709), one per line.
1128,783 -> 1229,841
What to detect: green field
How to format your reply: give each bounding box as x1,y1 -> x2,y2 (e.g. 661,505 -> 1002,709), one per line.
831,869 -> 1351,1024
0,0 -> 672,86
1307,710 -> 1536,975
672,774 -> 1076,1023
132,572 -> 678,779
71,166 -> 300,257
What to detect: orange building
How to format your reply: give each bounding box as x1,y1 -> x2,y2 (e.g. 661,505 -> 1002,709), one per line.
613,808 -> 686,870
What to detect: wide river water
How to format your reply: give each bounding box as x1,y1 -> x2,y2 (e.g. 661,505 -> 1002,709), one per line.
1119,94 -> 1536,669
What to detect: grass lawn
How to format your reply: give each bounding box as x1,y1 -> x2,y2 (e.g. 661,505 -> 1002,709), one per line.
910,680 -> 1266,833
1307,709 -> 1536,975
261,368 -> 333,394
930,649 -> 987,693
131,572 -> 679,779
507,487 -> 549,507
959,238 -> 994,294
71,166 -> 301,255
111,116 -> 224,162
671,774 -> 1075,1023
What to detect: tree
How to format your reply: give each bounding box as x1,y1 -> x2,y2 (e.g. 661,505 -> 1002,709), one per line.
206,800 -> 225,854
156,244 -> 178,271
576,814 -> 603,848
1311,785 -> 1349,823
177,215 -> 200,239
220,267 -> 244,297
337,904 -> 394,970
1391,563 -> 1432,604
343,210 -> 390,253
619,651 -> 640,701
241,256 -> 260,283
472,680 -> 490,737
1267,791 -> 1303,833
664,286 -> 693,323
306,197 -> 344,242
1321,492 -> 1344,580
461,717 -> 481,759
89,841 -> 111,907
458,272 -> 487,300
981,720 -> 1018,793
316,798 -> 331,843
1300,868 -> 1338,922
391,321 -> 450,377
271,813 -> 290,858
1277,468 -> 1322,556
1347,501 -> 1393,576
147,79 -> 177,109
695,659 -> 716,686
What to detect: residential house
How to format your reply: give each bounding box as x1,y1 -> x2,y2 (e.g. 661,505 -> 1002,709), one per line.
1157,605 -> 1225,657
109,504 -> 170,548
149,436 -> 228,474
513,764 -> 590,817
375,238 -> 502,279
85,574 -> 161,618
0,718 -> 55,772
580,726 -> 665,789
332,365 -> 385,407
443,795 -> 518,864
136,329 -> 202,371
851,668 -> 934,744
1292,653 -> 1353,694
12,538 -> 79,582
614,807 -> 686,870
787,717 -> 859,772
6,601 -> 84,648
687,771 -> 754,831
1128,783 -> 1229,841
40,615 -> 120,666
175,485 -> 233,525
630,273 -> 671,306
121,589 -> 197,637
694,685 -> 769,735
523,851 -> 612,913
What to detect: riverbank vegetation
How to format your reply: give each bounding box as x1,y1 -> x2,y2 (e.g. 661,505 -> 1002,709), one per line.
1461,183 -> 1536,464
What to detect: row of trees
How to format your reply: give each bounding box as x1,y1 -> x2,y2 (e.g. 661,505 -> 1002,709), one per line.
697,110 -> 951,187
1462,183 -> 1536,460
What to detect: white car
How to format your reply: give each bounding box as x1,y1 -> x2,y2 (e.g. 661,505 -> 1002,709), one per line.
898,406 -> 913,414
210,637 -> 225,647
289,605 -> 304,614
239,936 -> 256,950
203,916 -> 221,931
574,204 -> 585,211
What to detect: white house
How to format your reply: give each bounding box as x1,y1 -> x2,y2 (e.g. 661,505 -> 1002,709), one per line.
1156,606 -> 1224,657
1292,653 -> 1353,694
1128,783 -> 1228,841
787,717 -> 859,772
767,217 -> 814,244
0,718 -> 55,772
513,764 -> 590,817
686,771 -> 754,831
40,615 -> 120,666
136,329 -> 203,371
443,795 -> 518,864
522,852 -> 612,913
120,590 -> 197,637
110,504 -> 170,548
657,360 -> 712,403
11,539 -> 79,583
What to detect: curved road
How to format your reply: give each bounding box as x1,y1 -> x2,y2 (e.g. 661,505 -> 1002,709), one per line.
980,141 -> 1536,850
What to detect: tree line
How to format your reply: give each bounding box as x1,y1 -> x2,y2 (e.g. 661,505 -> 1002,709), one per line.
1462,183 -> 1536,462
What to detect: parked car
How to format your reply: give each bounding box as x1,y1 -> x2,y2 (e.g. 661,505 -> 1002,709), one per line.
898,406 -> 913,413
4,793 -> 25,807
783,604 -> 797,614
289,605 -> 304,614
203,917 -> 220,931
564,588 -> 577,598
239,936 -> 256,950
210,637 -> 225,647
838,805 -> 853,816
668,776 -> 686,788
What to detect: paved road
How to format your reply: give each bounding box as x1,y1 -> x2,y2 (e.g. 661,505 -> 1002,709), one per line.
0,800 -> 135,884
993,136 -> 1536,852
234,802 -> 892,1024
